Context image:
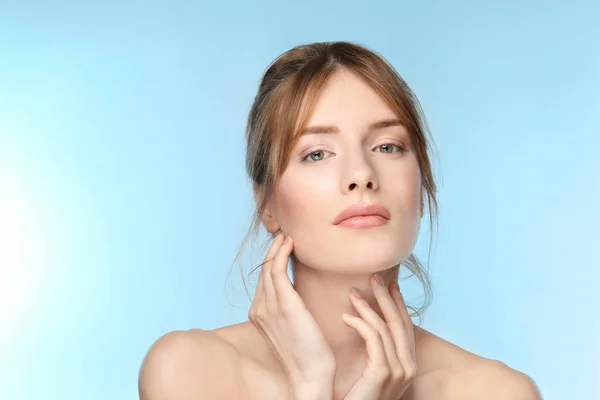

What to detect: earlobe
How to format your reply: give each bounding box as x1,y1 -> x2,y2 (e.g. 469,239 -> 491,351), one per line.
261,202 -> 281,235
254,184 -> 281,234
260,196 -> 281,234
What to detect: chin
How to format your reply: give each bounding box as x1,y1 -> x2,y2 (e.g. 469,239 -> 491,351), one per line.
337,253 -> 402,275
290,229 -> 412,274
296,249 -> 404,276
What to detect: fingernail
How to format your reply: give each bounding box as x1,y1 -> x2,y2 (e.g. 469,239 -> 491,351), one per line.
373,273 -> 385,286
350,288 -> 363,299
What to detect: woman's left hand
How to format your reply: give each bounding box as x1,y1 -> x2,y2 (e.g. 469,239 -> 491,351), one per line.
341,273 -> 417,400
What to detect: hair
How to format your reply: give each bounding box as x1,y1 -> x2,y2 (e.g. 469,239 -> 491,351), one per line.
226,41 -> 440,322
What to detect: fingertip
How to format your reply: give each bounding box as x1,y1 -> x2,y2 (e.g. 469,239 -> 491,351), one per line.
284,235 -> 294,251
387,280 -> 395,292
391,285 -> 405,309
341,313 -> 353,325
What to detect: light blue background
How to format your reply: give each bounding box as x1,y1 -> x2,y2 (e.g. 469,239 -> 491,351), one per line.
1,1 -> 599,399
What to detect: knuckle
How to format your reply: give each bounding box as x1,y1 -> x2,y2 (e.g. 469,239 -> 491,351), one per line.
389,314 -> 403,326
248,304 -> 257,316
364,326 -> 377,339
376,322 -> 391,335
269,267 -> 281,279
390,369 -> 403,381
254,307 -> 268,322
393,368 -> 405,381
376,367 -> 391,383
404,366 -> 417,380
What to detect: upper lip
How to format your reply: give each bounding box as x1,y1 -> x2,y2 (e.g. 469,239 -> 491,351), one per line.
333,203 -> 391,225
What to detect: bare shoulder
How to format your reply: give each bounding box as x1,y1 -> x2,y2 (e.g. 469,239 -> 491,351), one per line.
409,327 -> 542,400
450,359 -> 543,400
138,328 -> 243,400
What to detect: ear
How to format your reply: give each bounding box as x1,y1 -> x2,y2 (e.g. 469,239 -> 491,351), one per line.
253,184 -> 281,234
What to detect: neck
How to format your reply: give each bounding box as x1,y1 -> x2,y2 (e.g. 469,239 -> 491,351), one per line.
291,259 -> 413,375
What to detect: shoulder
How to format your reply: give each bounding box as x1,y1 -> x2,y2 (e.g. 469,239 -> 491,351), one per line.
138,329 -> 243,400
451,359 -> 542,400
411,328 -> 542,400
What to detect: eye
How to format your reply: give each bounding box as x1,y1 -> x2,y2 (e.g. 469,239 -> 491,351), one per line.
374,143 -> 407,154
301,149 -> 333,163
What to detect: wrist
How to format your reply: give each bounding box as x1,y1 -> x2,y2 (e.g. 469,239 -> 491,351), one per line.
290,374 -> 335,400
292,384 -> 334,400
288,360 -> 336,400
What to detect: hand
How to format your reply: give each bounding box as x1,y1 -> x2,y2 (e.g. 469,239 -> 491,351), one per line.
248,233 -> 336,399
341,274 -> 417,400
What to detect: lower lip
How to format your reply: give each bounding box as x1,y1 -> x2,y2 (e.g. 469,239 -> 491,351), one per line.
336,215 -> 389,229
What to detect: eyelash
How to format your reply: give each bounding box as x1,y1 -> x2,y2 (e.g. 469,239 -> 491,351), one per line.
301,143 -> 407,163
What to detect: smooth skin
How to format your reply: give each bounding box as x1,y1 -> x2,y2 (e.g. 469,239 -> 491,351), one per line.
248,232 -> 417,400
139,69 -> 542,400
248,232 -> 337,399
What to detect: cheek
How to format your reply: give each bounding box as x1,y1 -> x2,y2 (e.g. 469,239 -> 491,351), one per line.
276,171 -> 332,232
383,164 -> 423,246
381,161 -> 421,203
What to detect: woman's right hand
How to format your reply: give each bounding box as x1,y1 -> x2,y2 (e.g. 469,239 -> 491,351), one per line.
248,232 -> 336,400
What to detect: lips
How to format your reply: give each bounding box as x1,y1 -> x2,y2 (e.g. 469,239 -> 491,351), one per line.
332,203 -> 391,225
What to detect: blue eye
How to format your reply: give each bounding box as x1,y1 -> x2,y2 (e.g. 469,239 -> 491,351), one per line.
301,143 -> 406,163
302,150 -> 332,162
375,143 -> 407,154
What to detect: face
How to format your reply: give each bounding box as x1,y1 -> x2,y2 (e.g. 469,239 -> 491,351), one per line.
262,68 -> 423,274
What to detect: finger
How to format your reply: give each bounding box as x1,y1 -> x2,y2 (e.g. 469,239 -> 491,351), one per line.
370,275 -> 410,362
270,235 -> 298,307
388,281 -> 416,366
251,234 -> 282,316
263,232 -> 285,273
261,233 -> 285,311
348,288 -> 401,371
341,313 -> 388,378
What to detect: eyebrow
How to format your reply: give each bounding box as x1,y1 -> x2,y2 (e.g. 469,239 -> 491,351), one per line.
300,118 -> 405,136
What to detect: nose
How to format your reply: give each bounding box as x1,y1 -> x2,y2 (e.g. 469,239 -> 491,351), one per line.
343,152 -> 379,193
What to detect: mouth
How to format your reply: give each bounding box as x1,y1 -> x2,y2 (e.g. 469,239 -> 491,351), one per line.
336,215 -> 389,229
333,203 -> 391,229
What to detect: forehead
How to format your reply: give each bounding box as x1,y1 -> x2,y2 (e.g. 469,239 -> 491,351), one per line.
304,69 -> 397,127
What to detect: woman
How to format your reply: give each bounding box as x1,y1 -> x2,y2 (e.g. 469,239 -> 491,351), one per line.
138,41 -> 542,399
